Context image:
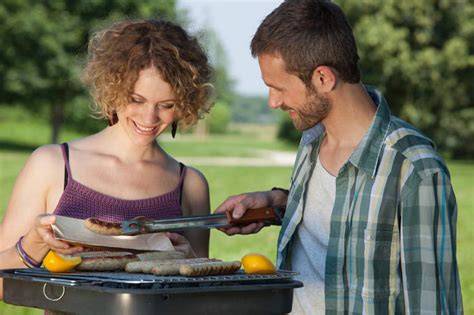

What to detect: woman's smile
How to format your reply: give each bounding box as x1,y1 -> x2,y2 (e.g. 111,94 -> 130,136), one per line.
131,120 -> 159,135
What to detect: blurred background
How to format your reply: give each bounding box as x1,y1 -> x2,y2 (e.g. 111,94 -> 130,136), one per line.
0,0 -> 472,314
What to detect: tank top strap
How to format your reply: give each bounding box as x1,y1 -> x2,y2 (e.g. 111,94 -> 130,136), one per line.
60,143 -> 72,188
177,162 -> 187,205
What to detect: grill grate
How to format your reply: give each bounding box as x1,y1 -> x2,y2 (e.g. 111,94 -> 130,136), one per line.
13,268 -> 298,286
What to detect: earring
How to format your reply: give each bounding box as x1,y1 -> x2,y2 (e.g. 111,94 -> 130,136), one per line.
108,112 -> 118,126
171,121 -> 178,138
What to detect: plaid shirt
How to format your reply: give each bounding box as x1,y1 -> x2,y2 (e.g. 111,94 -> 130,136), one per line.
277,87 -> 463,314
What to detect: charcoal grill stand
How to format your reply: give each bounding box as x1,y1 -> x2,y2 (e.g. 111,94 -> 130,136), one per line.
1,269 -> 303,315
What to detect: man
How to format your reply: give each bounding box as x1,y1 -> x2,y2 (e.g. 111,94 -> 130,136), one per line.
215,0 -> 463,314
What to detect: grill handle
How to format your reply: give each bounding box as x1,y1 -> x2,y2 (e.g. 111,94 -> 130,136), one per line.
226,207 -> 282,226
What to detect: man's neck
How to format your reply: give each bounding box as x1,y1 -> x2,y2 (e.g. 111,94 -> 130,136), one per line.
318,83 -> 377,175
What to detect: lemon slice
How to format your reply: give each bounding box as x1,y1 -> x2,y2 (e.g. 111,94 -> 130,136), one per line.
42,250 -> 82,273
241,252 -> 276,274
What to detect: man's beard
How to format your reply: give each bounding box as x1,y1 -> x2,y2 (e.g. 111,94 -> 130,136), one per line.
283,89 -> 332,131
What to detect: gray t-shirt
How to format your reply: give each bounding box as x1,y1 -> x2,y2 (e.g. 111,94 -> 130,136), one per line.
291,155 -> 336,315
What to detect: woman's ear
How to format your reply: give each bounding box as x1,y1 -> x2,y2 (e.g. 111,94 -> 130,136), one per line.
311,65 -> 337,92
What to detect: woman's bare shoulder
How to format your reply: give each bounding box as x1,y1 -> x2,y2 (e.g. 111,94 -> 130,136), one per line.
183,166 -> 209,188
17,144 -> 65,187
5,144 -> 64,212
181,165 -> 210,215
28,144 -> 64,168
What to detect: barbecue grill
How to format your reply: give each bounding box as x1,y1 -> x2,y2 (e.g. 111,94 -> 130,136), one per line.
1,268 -> 302,314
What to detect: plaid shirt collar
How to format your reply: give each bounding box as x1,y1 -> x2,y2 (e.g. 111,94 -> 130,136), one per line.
300,86 -> 391,177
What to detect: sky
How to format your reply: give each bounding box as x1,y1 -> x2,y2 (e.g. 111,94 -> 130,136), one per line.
178,0 -> 283,97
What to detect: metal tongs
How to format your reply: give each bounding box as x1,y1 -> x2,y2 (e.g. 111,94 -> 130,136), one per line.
121,207 -> 283,235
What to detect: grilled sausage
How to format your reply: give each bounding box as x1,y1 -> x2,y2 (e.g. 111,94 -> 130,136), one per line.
137,251 -> 185,261
76,254 -> 139,271
84,218 -> 122,235
151,265 -> 181,276
125,258 -> 220,274
73,251 -> 134,258
179,261 -> 241,276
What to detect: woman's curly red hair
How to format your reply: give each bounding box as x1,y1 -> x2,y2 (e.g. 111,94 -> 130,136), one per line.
81,19 -> 214,129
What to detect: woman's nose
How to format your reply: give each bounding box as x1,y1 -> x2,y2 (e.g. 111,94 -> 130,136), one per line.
142,103 -> 160,123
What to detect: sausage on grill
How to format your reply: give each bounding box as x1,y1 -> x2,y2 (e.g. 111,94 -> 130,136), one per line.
76,254 -> 139,271
137,251 -> 185,261
179,261 -> 242,276
126,258 -> 219,274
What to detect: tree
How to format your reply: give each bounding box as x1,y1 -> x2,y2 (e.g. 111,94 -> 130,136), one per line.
0,0 -> 178,143
207,101 -> 232,134
277,114 -> 302,145
192,27 -> 236,136
196,27 -> 236,105
338,0 -> 474,158
231,95 -> 277,124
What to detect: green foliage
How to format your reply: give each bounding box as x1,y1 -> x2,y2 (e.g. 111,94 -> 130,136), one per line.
0,0 -> 178,143
231,95 -> 277,124
206,101 -> 232,134
0,302 -> 41,315
277,114 -> 302,144
338,0 -> 474,158
64,95 -> 105,134
195,27 -> 236,105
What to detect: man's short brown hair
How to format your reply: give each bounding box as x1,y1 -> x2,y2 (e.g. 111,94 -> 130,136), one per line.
251,0 -> 360,86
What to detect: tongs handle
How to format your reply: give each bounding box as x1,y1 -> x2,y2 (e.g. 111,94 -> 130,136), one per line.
226,207 -> 282,225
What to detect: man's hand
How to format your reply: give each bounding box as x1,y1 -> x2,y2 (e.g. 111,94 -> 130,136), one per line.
214,190 -> 287,236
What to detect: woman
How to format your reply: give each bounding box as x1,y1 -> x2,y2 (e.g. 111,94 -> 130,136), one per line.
0,19 -> 213,299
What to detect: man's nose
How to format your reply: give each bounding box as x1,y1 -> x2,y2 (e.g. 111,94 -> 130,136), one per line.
268,89 -> 282,109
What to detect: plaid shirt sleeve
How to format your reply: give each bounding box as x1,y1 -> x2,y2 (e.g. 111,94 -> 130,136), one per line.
400,168 -> 463,314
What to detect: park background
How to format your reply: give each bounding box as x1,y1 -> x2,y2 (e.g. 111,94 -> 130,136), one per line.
0,0 -> 472,314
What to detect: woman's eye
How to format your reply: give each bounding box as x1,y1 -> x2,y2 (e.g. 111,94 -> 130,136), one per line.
131,99 -> 144,104
159,103 -> 174,110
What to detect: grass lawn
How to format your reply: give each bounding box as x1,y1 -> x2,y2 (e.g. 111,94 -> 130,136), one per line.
449,160 -> 474,311
0,109 -> 473,314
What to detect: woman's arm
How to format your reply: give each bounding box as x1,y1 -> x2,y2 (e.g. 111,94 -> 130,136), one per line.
0,145 -> 81,264
0,145 -> 60,251
180,167 -> 210,258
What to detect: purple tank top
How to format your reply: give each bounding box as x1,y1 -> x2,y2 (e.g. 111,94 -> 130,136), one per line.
53,143 -> 184,222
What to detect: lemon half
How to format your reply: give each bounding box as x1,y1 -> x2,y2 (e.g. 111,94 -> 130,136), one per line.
241,252 -> 277,274
42,250 -> 81,273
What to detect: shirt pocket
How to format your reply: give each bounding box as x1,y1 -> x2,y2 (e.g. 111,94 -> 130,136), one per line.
349,228 -> 400,302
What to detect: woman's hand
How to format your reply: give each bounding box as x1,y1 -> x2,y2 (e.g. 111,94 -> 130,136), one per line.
29,214 -> 84,255
166,232 -> 197,258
